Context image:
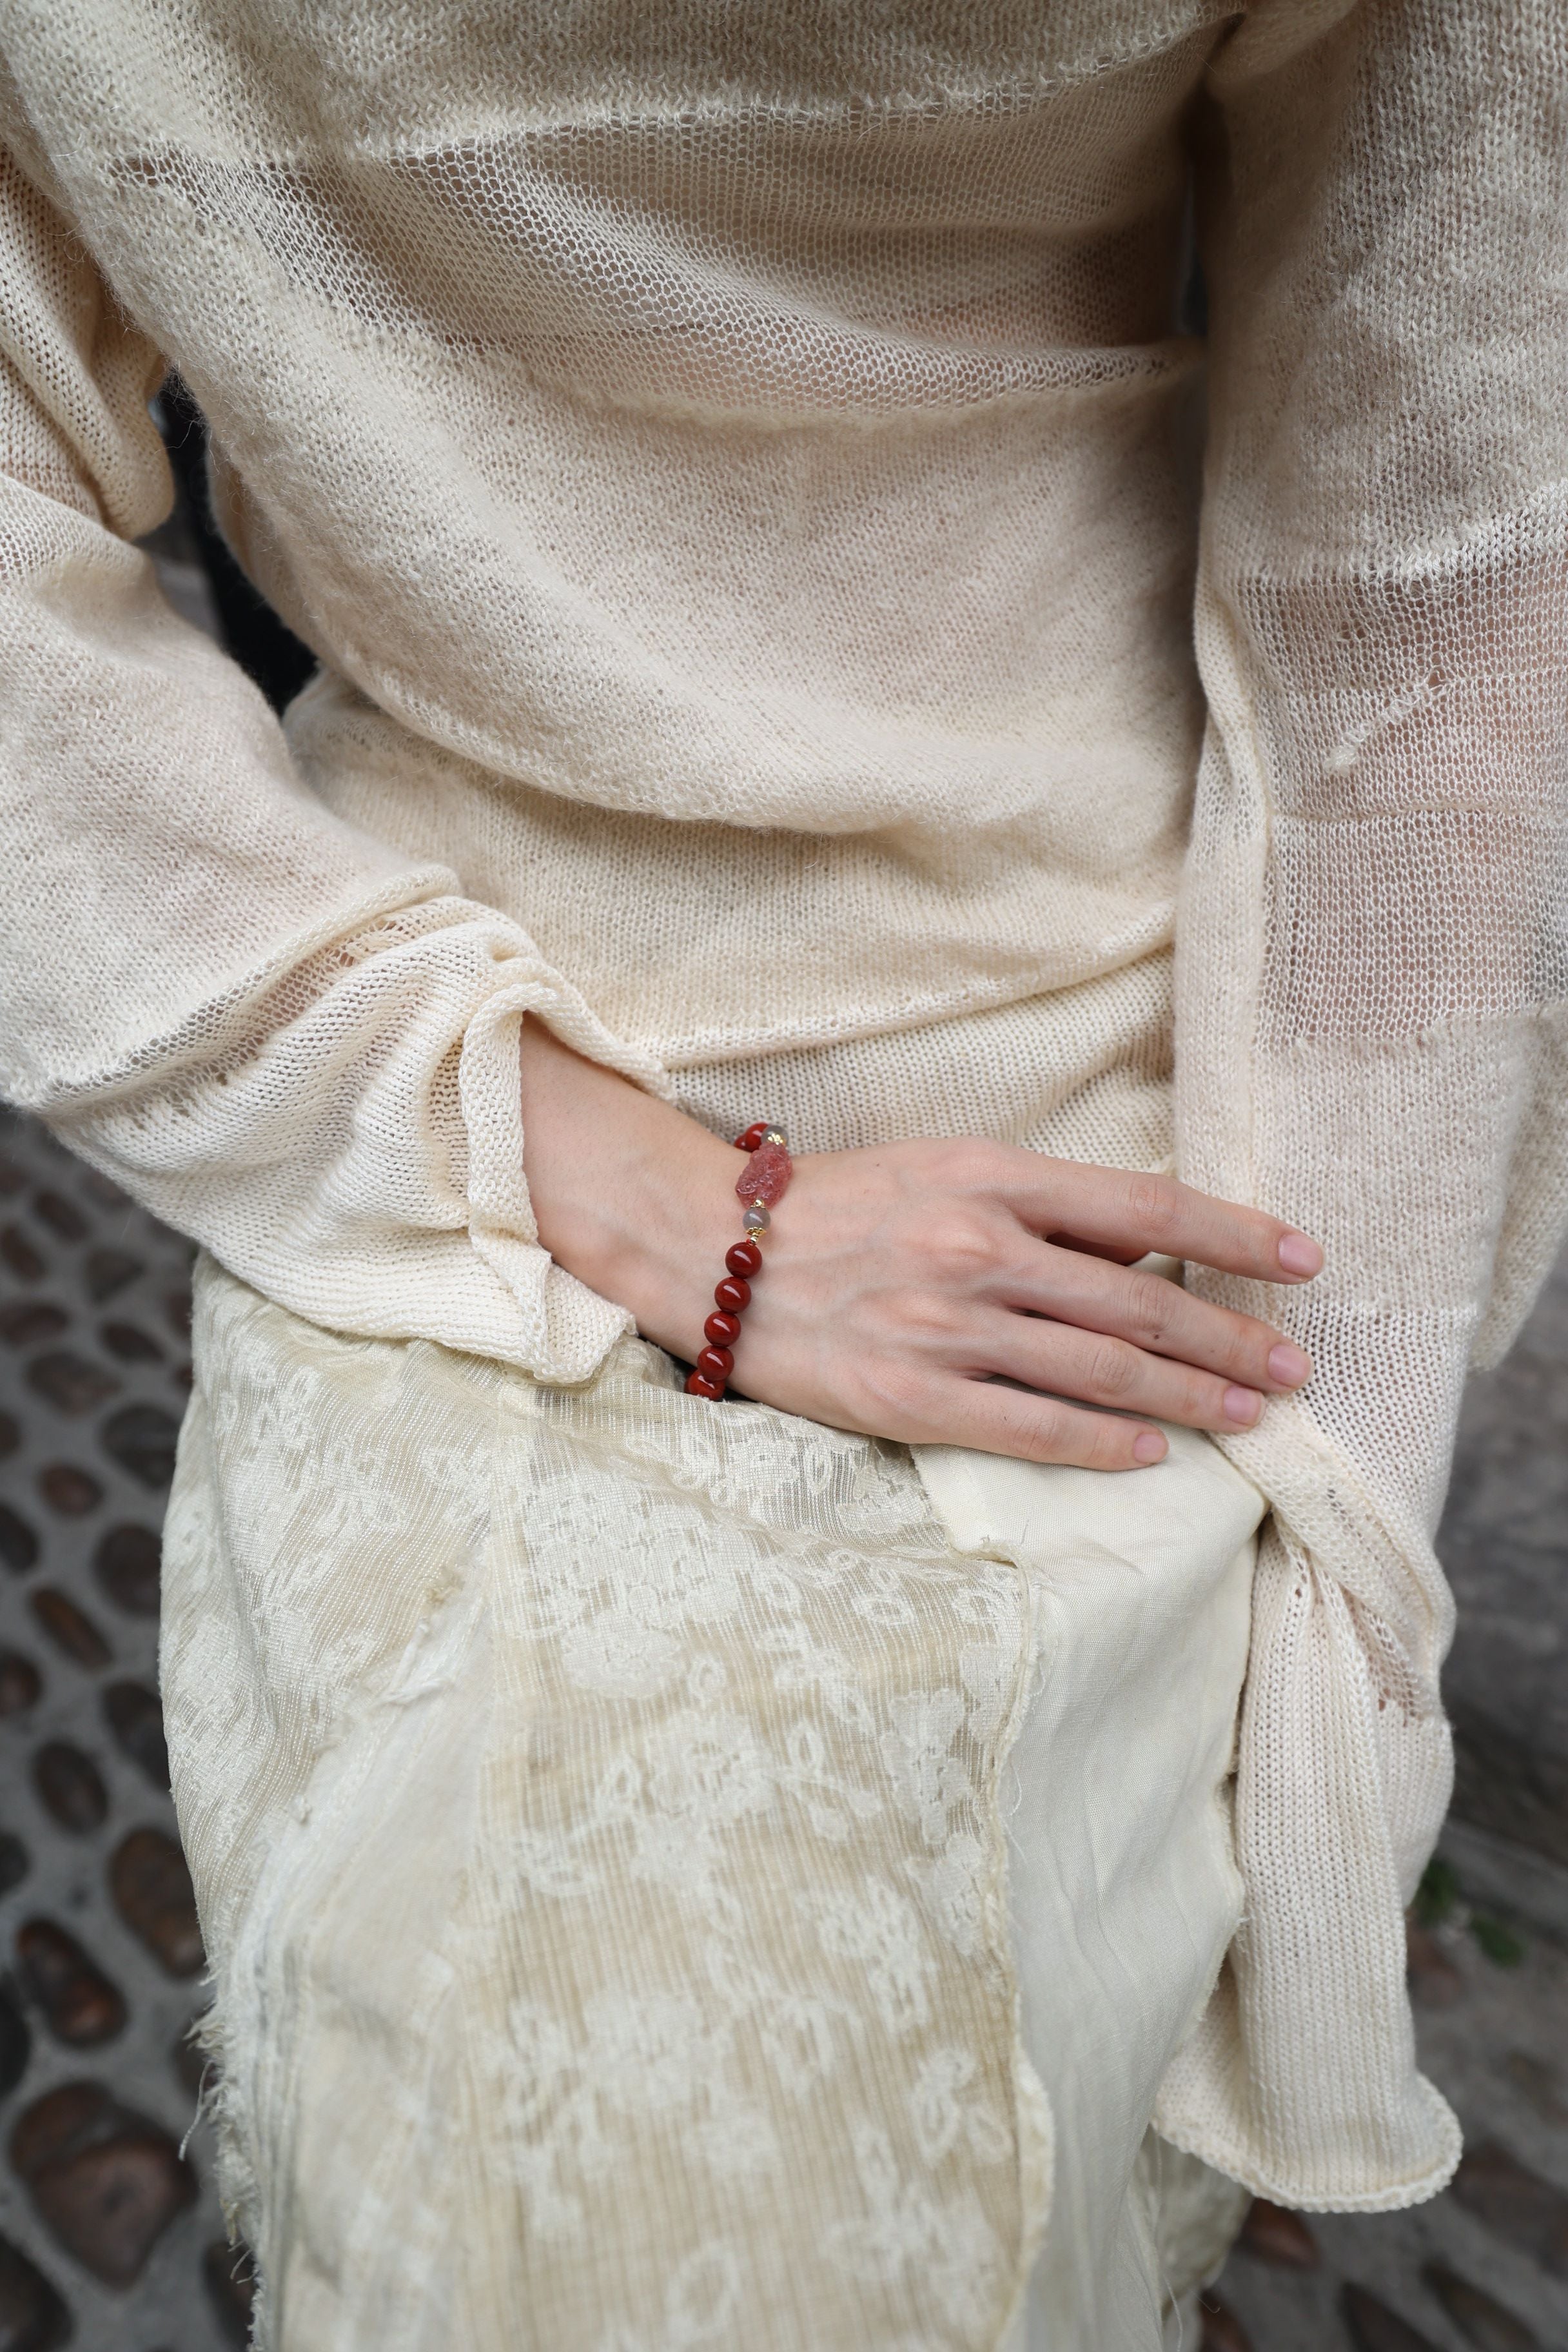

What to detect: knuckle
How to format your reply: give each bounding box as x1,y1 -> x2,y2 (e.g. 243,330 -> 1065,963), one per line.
1017,1401 -> 1068,1462
937,1135 -> 1008,1190
1227,1313 -> 1273,1367
1126,1172 -> 1178,1237
1083,1337 -> 1136,1398
1124,1273 -> 1175,1348
855,1357 -> 929,1423
1088,1415 -> 1137,1470
919,1212 -> 1000,1288
1249,1215 -> 1285,1266
1231,1205 -> 1276,1261
884,1289 -> 966,1348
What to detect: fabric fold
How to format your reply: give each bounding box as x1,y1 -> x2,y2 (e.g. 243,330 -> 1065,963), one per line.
1159,0 -> 1568,2200
46,901 -> 672,1383
0,133 -> 670,1385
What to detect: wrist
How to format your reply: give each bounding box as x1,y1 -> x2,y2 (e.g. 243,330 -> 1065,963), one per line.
518,1017 -> 738,1355
582,1117 -> 739,1358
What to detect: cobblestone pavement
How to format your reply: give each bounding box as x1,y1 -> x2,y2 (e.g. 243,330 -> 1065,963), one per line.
0,1113 -> 248,2351
0,1102 -> 1563,2351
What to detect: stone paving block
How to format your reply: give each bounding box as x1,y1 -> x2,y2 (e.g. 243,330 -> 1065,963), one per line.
10,2079 -> 197,2288
0,1990 -> 30,2100
0,2228 -> 72,2351
15,1919 -> 127,2048
1423,2262 -> 1540,2351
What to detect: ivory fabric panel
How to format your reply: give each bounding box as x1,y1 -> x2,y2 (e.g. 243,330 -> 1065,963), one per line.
165,1259 -> 1259,2351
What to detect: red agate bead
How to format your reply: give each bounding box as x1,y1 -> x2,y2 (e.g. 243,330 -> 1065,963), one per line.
725,1238 -> 762,1279
713,1275 -> 750,1315
696,1345 -> 734,1382
734,1121 -> 772,1153
685,1370 -> 725,1400
704,1309 -> 742,1348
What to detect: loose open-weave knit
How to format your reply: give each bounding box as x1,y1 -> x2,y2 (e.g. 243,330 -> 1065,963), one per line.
1,0 -> 1565,2230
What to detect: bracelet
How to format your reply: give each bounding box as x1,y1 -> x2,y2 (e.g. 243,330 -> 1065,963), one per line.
684,1121 -> 793,1400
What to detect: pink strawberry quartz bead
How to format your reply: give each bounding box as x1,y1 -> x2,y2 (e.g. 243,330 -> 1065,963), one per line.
735,1137 -> 791,1208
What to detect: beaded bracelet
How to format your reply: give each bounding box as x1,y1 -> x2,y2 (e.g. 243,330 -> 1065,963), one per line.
684,1121 -> 793,1400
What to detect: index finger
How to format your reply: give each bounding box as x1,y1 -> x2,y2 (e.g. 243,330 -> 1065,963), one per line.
1021,1165 -> 1323,1286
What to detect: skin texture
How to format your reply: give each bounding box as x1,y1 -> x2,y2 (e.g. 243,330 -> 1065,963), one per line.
519,1017 -> 1320,1470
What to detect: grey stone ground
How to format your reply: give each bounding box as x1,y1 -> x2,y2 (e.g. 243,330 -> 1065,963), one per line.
0,1115 -> 234,2350
0,1104 -> 1563,2351
1436,1269 -> 1568,1872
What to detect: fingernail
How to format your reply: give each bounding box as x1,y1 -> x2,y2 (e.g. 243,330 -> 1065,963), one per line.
1223,1386 -> 1263,1427
1268,1342 -> 1311,1387
1132,1430 -> 1166,1464
1278,1232 -> 1322,1277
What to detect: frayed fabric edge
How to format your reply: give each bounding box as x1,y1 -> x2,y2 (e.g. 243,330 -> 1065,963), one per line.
179,1983 -> 273,2349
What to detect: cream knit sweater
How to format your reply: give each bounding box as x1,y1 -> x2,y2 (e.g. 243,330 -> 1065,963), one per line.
1,0 -> 1564,2208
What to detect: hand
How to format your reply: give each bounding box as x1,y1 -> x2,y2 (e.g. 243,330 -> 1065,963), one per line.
519,1019 -> 1321,1471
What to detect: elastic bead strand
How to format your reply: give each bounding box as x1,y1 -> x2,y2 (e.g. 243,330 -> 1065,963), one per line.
688,1122 -> 792,1406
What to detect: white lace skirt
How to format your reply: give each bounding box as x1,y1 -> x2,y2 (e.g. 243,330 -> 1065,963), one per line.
162,1257 -> 1262,2351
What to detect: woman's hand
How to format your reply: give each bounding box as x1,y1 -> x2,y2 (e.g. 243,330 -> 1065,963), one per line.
520,1019 -> 1320,1470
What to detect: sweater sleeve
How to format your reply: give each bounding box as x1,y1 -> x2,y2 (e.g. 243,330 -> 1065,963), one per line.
0,139 -> 671,1382
1155,0 -> 1568,2206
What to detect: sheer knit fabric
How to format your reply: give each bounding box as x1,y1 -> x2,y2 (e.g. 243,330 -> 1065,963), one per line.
0,0 -> 1564,2217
